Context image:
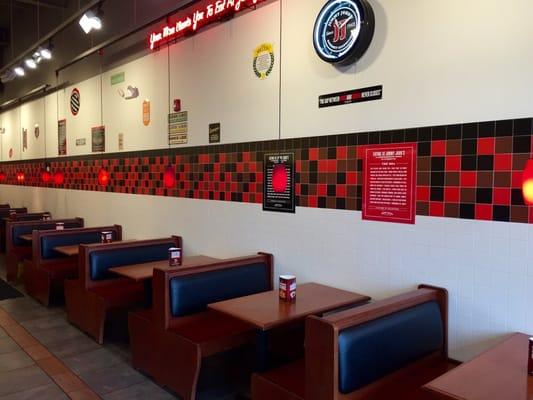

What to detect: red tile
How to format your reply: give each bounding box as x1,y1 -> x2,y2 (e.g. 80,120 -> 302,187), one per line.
327,160 -> 337,173
460,172 -> 476,187
512,171 -> 523,188
431,140 -> 446,156
417,186 -> 430,201
336,185 -> 346,197
475,204 -> 493,220
337,146 -> 348,159
318,160 -> 328,172
477,137 -> 495,155
317,184 -> 327,197
346,172 -> 357,185
309,148 -> 319,160
429,202 -> 444,217
445,156 -> 461,171
445,187 -> 460,203
494,154 -> 512,171
494,188 -> 511,205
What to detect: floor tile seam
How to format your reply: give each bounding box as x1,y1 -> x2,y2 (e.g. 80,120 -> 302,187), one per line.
0,304 -> 102,399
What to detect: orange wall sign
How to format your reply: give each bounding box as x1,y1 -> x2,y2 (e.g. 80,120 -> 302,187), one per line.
142,100 -> 151,126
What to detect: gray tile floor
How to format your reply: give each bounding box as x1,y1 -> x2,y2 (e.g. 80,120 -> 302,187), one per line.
0,256 -> 246,399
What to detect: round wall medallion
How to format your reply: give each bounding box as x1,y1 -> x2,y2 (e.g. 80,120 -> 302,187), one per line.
313,0 -> 375,65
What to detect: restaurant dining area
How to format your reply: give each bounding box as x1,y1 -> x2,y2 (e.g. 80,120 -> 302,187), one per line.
0,0 -> 532,399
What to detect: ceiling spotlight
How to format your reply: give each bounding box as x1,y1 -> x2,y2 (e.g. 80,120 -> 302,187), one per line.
79,10 -> 102,34
14,67 -> 25,77
39,47 -> 52,60
25,58 -> 37,69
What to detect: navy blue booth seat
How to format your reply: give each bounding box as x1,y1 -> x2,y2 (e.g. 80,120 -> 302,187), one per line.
252,285 -> 457,400
128,253 -> 274,400
23,225 -> 123,306
0,207 -> 29,253
64,236 -> 182,344
5,217 -> 82,283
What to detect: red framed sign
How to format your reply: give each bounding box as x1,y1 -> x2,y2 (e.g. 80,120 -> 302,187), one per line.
362,143 -> 417,224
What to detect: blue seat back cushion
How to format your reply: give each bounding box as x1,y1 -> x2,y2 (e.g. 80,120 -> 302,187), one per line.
12,222 -> 83,246
170,263 -> 269,317
41,231 -> 116,260
89,242 -> 175,281
338,301 -> 443,394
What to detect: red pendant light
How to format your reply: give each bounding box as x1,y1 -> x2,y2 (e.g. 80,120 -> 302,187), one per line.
163,164 -> 176,188
53,171 -> 64,185
0,172 -> 5,182
41,170 -> 52,183
16,171 -> 25,183
98,167 -> 109,186
272,163 -> 288,193
522,159 -> 533,205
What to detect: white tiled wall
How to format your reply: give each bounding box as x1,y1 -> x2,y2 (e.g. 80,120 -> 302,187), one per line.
0,184 -> 530,362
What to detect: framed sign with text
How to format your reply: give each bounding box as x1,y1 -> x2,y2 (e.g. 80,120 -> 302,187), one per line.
263,153 -> 295,213
362,143 -> 417,224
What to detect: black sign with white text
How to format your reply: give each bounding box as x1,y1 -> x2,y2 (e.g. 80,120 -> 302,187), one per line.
263,153 -> 295,213
319,85 -> 382,108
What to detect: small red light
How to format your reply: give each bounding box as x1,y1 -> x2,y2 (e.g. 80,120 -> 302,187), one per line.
98,168 -> 109,186
272,163 -> 288,193
53,171 -> 64,185
163,164 -> 176,188
16,172 -> 25,183
522,159 -> 533,205
0,172 -> 5,182
41,170 -> 51,183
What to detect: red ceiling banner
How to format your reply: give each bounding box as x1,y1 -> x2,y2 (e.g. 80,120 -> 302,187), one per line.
362,143 -> 417,224
149,0 -> 265,50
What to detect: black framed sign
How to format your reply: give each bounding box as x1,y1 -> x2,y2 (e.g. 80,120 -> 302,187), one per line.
263,153 -> 295,213
313,0 -> 375,65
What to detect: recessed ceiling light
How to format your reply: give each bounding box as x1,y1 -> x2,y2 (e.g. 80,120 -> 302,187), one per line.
14,67 -> 25,76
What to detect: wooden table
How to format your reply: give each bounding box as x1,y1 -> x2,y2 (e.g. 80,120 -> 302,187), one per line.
208,282 -> 370,330
53,245 -> 80,257
109,255 -> 219,282
19,234 -> 32,242
209,282 -> 370,371
424,333 -> 533,400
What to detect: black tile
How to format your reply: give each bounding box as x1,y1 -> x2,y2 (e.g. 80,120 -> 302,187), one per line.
405,129 -> 418,143
300,184 -> 308,196
347,134 -> 357,146
327,135 -> 338,147
327,185 -> 336,196
356,159 -> 363,171
511,188 -> 525,206
461,155 -> 477,171
477,155 -> 494,171
431,172 -> 445,186
430,187 -> 444,202
328,147 -> 337,159
432,126 -> 446,140
459,203 -> 475,219
461,139 -> 477,155
418,127 -> 431,142
513,118 -> 532,136
446,125 -> 462,140
318,197 -> 327,208
476,188 -> 493,204
337,135 -> 347,146
418,142 -> 431,157
513,136 -> 531,153
495,119 -> 513,137
462,123 -> 478,139
357,133 -> 369,145
337,172 -> 346,184
336,198 -> 346,210
431,157 -> 445,171
493,205 -> 510,222
392,130 -> 405,143
380,131 -> 393,144
369,132 -> 380,144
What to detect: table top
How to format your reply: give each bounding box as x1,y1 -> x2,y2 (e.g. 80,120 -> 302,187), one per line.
424,333 -> 533,400
208,282 -> 370,331
109,255 -> 219,282
53,245 -> 79,257
19,234 -> 32,242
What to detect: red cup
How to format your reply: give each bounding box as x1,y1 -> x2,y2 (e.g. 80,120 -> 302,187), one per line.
168,247 -> 182,266
100,231 -> 113,243
279,275 -> 296,302
56,222 -> 64,230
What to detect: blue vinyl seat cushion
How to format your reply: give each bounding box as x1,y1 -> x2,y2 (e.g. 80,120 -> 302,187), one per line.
89,242 -> 175,281
41,231 -> 115,260
338,301 -> 443,394
170,263 -> 269,317
12,222 -> 83,246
